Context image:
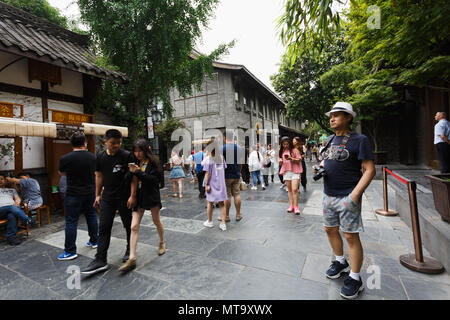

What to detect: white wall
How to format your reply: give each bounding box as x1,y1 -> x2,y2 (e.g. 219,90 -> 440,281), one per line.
48,68 -> 83,97
47,99 -> 84,115
0,138 -> 14,171
0,51 -> 41,89
0,50 -> 85,170
0,51 -> 84,98
0,91 -> 45,170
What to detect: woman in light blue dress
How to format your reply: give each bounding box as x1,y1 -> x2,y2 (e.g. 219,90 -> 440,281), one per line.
169,151 -> 185,198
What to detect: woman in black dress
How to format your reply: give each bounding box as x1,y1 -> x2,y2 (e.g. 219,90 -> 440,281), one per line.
119,139 -> 165,271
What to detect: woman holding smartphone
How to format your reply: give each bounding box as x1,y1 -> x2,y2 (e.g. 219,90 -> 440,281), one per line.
279,136 -> 302,215
119,139 -> 165,271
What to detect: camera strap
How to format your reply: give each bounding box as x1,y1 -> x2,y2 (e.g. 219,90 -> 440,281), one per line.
336,131 -> 352,159
321,131 -> 352,160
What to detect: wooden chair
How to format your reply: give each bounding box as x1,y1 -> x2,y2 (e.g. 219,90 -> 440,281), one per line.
0,217 -> 29,240
24,204 -> 50,228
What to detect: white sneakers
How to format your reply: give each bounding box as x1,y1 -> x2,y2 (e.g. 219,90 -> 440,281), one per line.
251,186 -> 257,190
203,220 -> 214,228
204,219 -> 227,231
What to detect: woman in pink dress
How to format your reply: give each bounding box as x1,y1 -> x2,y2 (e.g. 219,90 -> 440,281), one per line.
279,136 -> 302,215
202,146 -> 228,231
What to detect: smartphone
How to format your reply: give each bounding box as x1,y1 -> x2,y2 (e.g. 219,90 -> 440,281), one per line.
284,154 -> 289,160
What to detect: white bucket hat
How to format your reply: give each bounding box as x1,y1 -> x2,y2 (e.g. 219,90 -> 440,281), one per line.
325,102 -> 357,118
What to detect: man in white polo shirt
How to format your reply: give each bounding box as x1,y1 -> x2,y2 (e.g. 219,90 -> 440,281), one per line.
434,112 -> 450,173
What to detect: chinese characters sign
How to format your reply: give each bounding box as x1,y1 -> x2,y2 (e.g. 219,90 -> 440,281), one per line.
0,101 -> 22,118
50,110 -> 92,124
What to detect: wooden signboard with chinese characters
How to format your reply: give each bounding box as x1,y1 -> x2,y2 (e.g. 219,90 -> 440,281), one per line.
0,101 -> 23,118
0,102 -> 13,118
47,108 -> 94,125
0,101 -> 24,174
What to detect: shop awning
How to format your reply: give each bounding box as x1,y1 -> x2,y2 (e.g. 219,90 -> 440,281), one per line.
0,118 -> 128,138
82,123 -> 128,138
0,118 -> 57,137
192,139 -> 213,145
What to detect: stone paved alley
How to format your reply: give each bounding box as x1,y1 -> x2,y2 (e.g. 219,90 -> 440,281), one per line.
1,162 -> 450,300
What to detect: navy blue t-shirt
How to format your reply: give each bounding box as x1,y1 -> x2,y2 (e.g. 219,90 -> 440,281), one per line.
222,143 -> 244,179
322,133 -> 374,196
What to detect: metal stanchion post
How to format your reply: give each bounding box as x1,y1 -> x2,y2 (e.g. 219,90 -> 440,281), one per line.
399,181 -> 445,274
375,166 -> 399,216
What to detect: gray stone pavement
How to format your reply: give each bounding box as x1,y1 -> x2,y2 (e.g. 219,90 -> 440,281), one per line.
1,161 -> 449,300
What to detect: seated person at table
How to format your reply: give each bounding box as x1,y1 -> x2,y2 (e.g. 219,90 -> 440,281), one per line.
0,174 -> 34,246
7,172 -> 43,210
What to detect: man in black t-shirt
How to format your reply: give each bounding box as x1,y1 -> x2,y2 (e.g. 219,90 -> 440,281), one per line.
57,132 -> 98,261
314,102 -> 375,299
81,129 -> 137,275
221,132 -> 244,222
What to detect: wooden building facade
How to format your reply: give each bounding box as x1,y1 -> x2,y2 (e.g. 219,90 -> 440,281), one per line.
0,2 -> 127,211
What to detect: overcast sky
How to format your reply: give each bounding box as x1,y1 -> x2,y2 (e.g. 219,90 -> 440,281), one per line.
48,0 -> 286,91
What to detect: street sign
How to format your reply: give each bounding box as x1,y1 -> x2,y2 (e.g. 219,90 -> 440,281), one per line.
147,116 -> 154,139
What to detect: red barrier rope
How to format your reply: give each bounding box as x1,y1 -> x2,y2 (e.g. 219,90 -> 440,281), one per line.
385,168 -> 409,185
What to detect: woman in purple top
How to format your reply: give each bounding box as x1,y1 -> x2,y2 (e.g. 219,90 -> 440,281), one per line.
202,146 -> 228,231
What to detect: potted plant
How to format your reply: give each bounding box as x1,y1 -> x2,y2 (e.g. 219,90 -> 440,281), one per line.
425,174 -> 450,223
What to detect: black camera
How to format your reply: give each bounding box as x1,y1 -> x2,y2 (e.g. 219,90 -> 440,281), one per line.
313,165 -> 327,181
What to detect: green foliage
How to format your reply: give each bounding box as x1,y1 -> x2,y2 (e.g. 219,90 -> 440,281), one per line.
277,0 -> 348,62
78,0 -> 233,141
271,35 -> 348,134
349,73 -> 400,151
347,0 -> 450,71
396,56 -> 450,86
154,118 -> 186,148
1,0 -> 68,28
320,62 -> 364,101
278,0 -> 450,152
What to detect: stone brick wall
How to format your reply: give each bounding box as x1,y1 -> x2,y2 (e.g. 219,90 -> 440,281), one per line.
170,68 -> 286,142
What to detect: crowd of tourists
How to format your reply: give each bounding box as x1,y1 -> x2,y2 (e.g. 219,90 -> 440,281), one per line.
1,101 -> 380,300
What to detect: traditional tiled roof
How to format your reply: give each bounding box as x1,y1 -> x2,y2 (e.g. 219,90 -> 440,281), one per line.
0,1 -> 126,82
190,49 -> 285,106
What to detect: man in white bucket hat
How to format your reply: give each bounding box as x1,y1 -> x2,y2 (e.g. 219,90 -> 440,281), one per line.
314,101 -> 376,299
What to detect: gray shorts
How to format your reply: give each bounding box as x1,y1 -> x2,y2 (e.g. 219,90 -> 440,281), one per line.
322,194 -> 364,233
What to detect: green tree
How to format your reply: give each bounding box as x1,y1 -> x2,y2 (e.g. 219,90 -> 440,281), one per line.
2,0 -> 69,28
277,0 -> 347,62
78,0 -> 233,141
346,0 -> 450,83
344,0 -> 449,151
271,36 -> 347,134
349,72 -> 400,152
154,118 -> 186,149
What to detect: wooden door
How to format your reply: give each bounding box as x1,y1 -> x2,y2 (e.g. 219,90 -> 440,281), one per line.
47,140 -> 72,211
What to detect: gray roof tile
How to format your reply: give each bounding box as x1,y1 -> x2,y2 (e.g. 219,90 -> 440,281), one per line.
0,2 -> 126,82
